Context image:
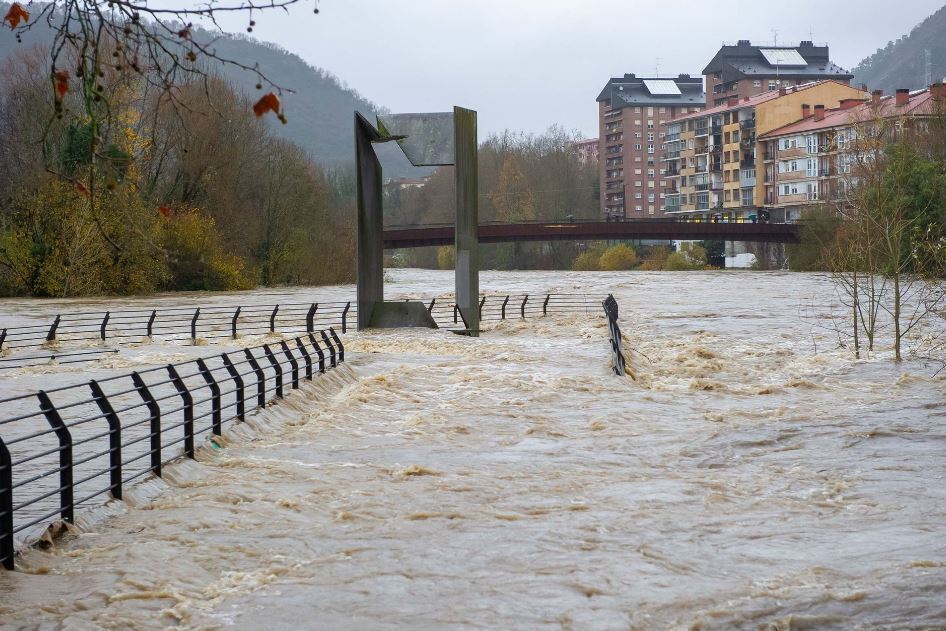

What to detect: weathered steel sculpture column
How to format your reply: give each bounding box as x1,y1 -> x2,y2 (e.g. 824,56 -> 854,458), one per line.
355,107 -> 479,333
453,107 -> 480,335
355,113 -> 386,330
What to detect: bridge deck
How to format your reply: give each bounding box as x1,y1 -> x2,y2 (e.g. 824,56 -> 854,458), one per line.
383,220 -> 801,248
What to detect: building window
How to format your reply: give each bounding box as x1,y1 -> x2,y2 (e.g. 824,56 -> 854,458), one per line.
635,132 -> 642,138
647,194 -> 655,202
635,144 -> 643,150
754,80 -> 761,87
635,181 -> 642,187
647,168 -> 655,177
634,107 -> 641,113
769,80 -> 778,90
647,107 -> 654,116
635,193 -> 642,199
648,181 -> 655,189
634,168 -> 642,175
647,133 -> 654,142
659,107 -> 666,114
807,158 -> 818,177
647,144 -> 655,154
635,120 -> 642,126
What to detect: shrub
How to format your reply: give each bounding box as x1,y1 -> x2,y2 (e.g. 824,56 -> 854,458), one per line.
437,245 -> 456,270
664,243 -> 708,271
158,209 -> 253,291
638,246 -> 672,271
598,244 -> 639,270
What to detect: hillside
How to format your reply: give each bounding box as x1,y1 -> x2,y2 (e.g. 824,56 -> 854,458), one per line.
853,4 -> 946,92
0,6 -> 416,175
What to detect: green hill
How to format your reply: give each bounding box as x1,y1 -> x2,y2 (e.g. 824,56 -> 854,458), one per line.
853,4 -> 946,92
0,6 -> 417,175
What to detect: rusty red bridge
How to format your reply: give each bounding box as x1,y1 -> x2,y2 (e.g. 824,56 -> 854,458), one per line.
382,219 -> 801,249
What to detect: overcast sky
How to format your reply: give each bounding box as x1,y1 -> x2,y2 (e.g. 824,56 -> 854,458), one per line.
213,0 -> 945,138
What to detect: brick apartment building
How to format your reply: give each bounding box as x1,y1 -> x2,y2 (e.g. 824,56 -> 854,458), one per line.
596,74 -> 705,220
573,138 -> 600,164
704,40 -> 853,108
663,80 -> 868,220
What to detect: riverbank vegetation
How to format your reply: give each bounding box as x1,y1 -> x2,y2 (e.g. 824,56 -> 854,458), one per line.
790,111 -> 946,361
0,48 -> 354,297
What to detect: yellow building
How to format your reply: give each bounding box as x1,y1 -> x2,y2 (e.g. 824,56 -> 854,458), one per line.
663,80 -> 867,220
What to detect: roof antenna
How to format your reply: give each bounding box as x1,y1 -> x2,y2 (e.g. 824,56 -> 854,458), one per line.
655,57 -> 661,78
771,29 -> 779,47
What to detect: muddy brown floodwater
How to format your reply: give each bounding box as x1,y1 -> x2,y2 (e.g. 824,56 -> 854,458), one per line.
1,270 -> 945,630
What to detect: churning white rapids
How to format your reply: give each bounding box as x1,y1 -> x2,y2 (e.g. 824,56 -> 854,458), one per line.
1,270 -> 945,630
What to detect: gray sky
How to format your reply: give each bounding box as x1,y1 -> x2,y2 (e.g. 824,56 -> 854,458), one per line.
215,0 -> 945,138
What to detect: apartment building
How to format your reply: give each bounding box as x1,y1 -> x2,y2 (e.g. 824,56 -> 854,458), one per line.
596,74 -> 705,220
573,138 -> 600,164
759,84 -> 945,221
703,40 -> 853,108
663,80 -> 868,220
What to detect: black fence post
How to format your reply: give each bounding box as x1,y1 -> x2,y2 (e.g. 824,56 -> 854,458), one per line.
46,315 -> 61,342
280,341 -> 299,389
222,353 -> 245,421
342,302 -> 351,333
232,306 -> 242,340
520,295 -> 528,319
88,380 -> 122,500
131,372 -> 162,477
479,296 -> 486,319
543,294 -> 551,316
428,298 -> 436,315
0,328 -> 6,353
306,303 -> 318,334
100,311 -> 110,341
309,334 -> 326,373
1,436 -> 15,570
329,328 -> 345,363
270,305 -> 279,333
244,348 -> 266,408
196,359 -> 222,436
453,304 -> 459,324
501,295 -> 510,320
191,308 -> 200,344
263,345 -> 284,398
146,310 -> 157,338
167,365 -> 195,459
36,391 -> 73,524
295,337 -> 313,380
320,331 -> 337,368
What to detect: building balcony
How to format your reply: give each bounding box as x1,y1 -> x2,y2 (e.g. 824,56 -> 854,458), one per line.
778,170 -> 810,182
740,177 -> 756,188
778,146 -> 809,159
778,192 -> 814,205
740,158 -> 755,168
740,118 -> 756,130
695,127 -> 709,137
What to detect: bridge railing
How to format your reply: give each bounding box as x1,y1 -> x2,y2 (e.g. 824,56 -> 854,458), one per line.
602,294 -> 626,376
1,294 -> 603,368
0,328 -> 345,570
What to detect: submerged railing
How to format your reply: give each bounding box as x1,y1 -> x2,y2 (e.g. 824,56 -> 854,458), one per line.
0,294 -> 602,368
0,292 -> 616,569
0,328 -> 345,570
603,295 -> 626,376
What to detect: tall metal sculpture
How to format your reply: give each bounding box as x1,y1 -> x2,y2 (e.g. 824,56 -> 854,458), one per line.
355,107 -> 480,335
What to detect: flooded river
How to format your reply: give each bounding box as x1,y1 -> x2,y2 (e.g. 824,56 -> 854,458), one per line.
1,270 -> 945,629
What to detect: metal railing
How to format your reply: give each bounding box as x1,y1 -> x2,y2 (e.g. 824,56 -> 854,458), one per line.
602,295 -> 626,376
0,292 -> 613,570
0,328 -> 346,570
0,301 -> 355,356
0,294 -> 603,367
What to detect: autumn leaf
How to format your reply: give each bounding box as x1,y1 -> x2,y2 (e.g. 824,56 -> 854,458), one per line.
252,92 -> 280,118
158,205 -> 172,217
54,70 -> 70,99
75,181 -> 90,198
3,3 -> 29,28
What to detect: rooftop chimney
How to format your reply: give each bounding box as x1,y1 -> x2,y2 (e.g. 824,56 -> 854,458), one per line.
779,86 -> 787,96
678,73 -> 691,79
860,84 -> 868,92
895,88 -> 910,106
814,105 -> 825,121
930,83 -> 944,101
737,39 -> 751,47
840,98 -> 863,110
801,103 -> 811,118
624,73 -> 636,79
871,89 -> 883,106
727,96 -> 739,107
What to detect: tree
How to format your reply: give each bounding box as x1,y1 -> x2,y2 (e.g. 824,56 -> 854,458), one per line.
598,244 -> 638,270
664,243 -> 707,271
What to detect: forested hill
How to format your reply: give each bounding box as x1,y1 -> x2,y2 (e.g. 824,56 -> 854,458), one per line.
853,4 -> 946,92
0,7 -> 414,174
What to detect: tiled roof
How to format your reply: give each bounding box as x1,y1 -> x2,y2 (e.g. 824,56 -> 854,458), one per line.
759,90 -> 940,138
670,80 -> 846,123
